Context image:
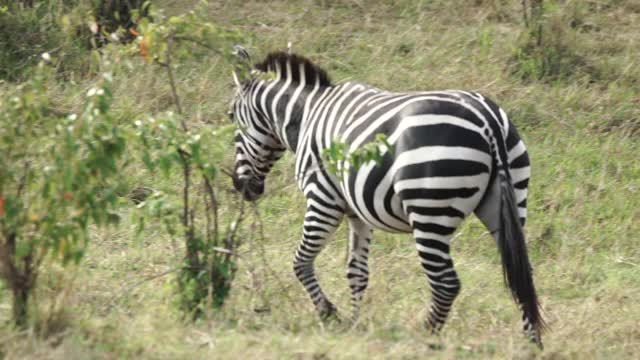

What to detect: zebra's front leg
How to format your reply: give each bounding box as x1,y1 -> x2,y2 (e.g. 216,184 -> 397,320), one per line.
346,216 -> 372,321
293,205 -> 344,320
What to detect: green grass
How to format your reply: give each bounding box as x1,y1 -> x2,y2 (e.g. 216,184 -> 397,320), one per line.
1,0 -> 639,358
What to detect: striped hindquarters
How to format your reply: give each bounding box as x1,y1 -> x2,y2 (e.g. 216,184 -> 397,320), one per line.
337,91 -> 497,233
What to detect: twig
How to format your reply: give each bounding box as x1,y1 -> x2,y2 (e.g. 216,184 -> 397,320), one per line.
613,257 -> 639,268
162,31 -> 195,266
0,231 -> 20,291
0,329 -> 30,346
224,197 -> 245,254
220,167 -> 236,180
211,246 -> 236,256
203,182 -> 214,252
202,176 -> 219,249
15,161 -> 30,202
105,266 -> 182,311
249,203 -> 302,311
174,36 -> 223,55
164,32 -> 186,130
177,148 -> 198,268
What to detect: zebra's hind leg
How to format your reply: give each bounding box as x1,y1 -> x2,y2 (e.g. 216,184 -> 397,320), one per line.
412,224 -> 462,333
293,205 -> 344,320
346,216 -> 372,322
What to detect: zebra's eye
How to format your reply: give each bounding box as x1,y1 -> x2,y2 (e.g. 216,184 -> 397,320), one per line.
227,111 -> 234,122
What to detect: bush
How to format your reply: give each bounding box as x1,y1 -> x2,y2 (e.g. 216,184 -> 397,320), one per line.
128,3 -> 246,319
0,0 -> 150,81
0,63 -> 127,327
0,0 -> 247,326
0,1 -> 93,81
510,0 -> 598,82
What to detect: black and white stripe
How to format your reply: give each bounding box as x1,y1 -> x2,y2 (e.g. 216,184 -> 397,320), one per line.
229,51 -> 544,347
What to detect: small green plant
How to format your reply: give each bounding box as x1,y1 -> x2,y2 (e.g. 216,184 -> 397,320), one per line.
93,0 -> 151,44
129,1 -> 245,319
0,1 -> 90,81
0,0 -> 154,81
511,0 -> 595,82
0,62 -> 127,327
133,113 -> 243,315
322,134 -> 392,179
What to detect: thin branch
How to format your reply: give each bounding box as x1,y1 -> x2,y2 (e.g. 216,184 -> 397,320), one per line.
249,203 -> 302,311
177,150 -> 191,229
224,197 -> 245,254
105,266 -> 183,311
0,231 -> 19,290
164,31 -> 201,269
189,196 -> 196,236
164,32 -> 186,130
177,148 -> 198,268
220,167 -> 236,180
16,161 -> 30,200
173,35 -> 223,55
211,246 -> 236,256
0,329 -> 29,346
203,182 -> 214,252
21,251 -> 35,289
203,176 -> 219,248
0,161 -> 35,292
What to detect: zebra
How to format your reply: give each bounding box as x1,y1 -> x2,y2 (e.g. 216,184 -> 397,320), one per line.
228,48 -> 545,347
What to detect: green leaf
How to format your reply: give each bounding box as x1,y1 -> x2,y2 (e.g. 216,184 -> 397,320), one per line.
15,241 -> 32,260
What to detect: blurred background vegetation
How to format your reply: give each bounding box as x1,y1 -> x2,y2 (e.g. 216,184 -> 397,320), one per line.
0,0 -> 638,358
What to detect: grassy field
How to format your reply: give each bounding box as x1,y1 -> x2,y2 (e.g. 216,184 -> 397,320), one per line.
1,0 -> 639,358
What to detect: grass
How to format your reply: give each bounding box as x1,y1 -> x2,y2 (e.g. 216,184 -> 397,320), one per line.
1,0 -> 639,358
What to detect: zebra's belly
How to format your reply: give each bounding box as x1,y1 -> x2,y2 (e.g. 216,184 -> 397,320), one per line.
341,169 -> 489,235
340,141 -> 492,235
359,193 -> 411,234
341,162 -> 413,233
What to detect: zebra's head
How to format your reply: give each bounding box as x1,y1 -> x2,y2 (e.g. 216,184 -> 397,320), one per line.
229,46 -> 286,201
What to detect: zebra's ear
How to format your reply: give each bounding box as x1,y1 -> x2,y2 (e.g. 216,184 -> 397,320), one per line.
232,70 -> 242,87
231,45 -> 252,86
233,45 -> 251,63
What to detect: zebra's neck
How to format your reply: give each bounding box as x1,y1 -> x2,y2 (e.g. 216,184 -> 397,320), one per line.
250,78 -> 336,154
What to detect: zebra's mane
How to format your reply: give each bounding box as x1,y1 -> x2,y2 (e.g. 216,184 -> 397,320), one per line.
254,52 -> 332,87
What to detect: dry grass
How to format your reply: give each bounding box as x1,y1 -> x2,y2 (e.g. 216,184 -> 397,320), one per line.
1,0 -> 639,358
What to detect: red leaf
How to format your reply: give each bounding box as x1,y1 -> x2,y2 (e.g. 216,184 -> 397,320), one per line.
140,39 -> 149,60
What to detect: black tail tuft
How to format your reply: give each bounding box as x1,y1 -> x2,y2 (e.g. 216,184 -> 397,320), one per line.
497,173 -> 546,337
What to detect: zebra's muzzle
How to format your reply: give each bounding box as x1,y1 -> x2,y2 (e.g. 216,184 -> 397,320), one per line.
233,176 -> 264,201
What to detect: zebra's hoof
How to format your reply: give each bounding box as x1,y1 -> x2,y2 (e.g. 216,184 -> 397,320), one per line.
317,300 -> 339,322
424,318 -> 444,335
533,337 -> 544,350
525,329 -> 543,350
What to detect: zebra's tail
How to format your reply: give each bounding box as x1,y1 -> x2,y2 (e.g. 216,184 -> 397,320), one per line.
497,171 -> 546,344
